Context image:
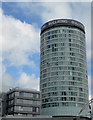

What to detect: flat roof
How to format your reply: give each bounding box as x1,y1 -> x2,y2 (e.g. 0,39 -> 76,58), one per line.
41,19 -> 85,34
7,87 -> 40,94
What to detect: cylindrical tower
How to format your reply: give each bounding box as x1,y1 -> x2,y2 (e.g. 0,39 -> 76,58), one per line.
40,19 -> 89,117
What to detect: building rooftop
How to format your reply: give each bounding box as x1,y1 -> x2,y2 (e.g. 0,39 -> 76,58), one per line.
7,87 -> 40,94
41,19 -> 85,34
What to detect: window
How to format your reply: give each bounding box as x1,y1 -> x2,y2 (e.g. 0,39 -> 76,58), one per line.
48,32 -> 50,35
69,48 -> 72,51
59,66 -> 62,70
69,43 -> 71,46
9,100 -> 14,105
61,52 -> 64,55
33,107 -> 36,112
52,34 -> 57,38
55,30 -> 58,33
69,34 -> 71,37
69,39 -> 71,42
69,30 -> 73,33
62,91 -> 66,95
73,77 -> 75,80
79,88 -> 83,91
19,106 -> 23,111
70,97 -> 75,101
48,36 -> 50,39
15,92 -> 19,96
60,29 -> 62,33
72,67 -> 74,70
47,45 -> 50,48
55,43 -> 56,47
61,43 -> 65,46
72,53 -> 74,56
62,97 -> 66,101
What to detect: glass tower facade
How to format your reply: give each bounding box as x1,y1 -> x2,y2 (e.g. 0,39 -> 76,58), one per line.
40,19 -> 89,116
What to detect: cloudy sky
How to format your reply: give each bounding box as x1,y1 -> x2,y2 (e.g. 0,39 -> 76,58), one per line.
0,2 -> 91,98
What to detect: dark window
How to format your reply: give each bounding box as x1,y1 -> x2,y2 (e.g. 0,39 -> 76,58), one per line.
79,88 -> 83,91
69,43 -> 71,46
55,62 -> 58,65
52,34 -> 57,38
69,34 -> 71,37
73,77 -> 75,80
48,32 -> 50,35
47,45 -> 50,48
48,36 -> 50,39
43,52 -> 44,55
69,39 -> 71,42
69,30 -> 73,33
55,44 -> 56,47
33,107 -> 37,112
62,92 -> 66,95
69,48 -> 72,51
72,53 -> 74,56
62,97 -> 66,101
71,97 -> 75,101
69,87 -> 71,90
52,47 -> 54,52
72,67 -> 74,70
70,62 -> 72,65
59,67 -> 62,70
55,30 -> 58,33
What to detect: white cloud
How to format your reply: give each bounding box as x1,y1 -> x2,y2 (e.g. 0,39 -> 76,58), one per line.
70,3 -> 91,62
40,2 -> 72,23
2,73 -> 15,92
1,8 -> 40,69
1,72 -> 39,92
16,72 -> 39,90
0,8 -> 40,91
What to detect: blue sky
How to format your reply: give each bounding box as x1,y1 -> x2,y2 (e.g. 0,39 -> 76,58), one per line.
1,2 -> 91,96
2,2 -> 43,26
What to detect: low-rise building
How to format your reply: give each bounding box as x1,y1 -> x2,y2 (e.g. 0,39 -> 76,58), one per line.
0,92 -> 7,117
6,87 -> 41,117
0,98 -> 2,117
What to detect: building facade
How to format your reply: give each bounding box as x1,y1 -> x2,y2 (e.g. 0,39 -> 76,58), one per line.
40,19 -> 89,116
6,88 -> 40,117
0,98 -> 2,117
0,92 -> 7,117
